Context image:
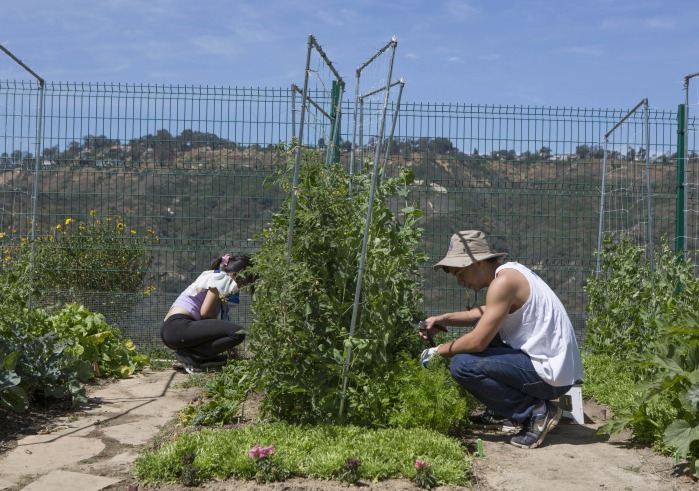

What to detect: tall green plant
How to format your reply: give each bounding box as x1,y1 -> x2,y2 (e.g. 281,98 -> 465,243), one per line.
585,238 -> 699,358
248,145 -> 426,425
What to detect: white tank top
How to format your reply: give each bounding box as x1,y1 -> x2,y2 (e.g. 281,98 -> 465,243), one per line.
496,262 -> 584,387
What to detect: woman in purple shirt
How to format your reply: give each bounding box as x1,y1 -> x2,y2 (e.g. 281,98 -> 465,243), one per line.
160,253 -> 256,372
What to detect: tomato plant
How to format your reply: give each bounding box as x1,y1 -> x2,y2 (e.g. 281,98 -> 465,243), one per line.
248,145 -> 427,425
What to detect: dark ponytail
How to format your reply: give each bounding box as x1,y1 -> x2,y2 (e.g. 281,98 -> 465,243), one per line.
209,253 -> 258,294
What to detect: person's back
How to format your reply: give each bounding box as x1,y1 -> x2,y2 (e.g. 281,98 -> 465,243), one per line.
496,262 -> 583,387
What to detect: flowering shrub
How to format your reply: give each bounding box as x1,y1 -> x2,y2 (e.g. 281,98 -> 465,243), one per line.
3,212 -> 158,318
248,443 -> 286,483
413,459 -> 438,489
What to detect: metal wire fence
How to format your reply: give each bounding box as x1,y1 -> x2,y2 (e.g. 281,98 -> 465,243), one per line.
0,80 -> 693,346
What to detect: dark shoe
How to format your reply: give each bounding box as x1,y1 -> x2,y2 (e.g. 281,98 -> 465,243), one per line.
173,350 -> 227,374
510,401 -> 562,449
183,364 -> 204,374
469,409 -> 520,434
173,349 -> 227,365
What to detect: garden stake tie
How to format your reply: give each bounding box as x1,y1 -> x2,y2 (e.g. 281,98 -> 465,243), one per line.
476,438 -> 484,458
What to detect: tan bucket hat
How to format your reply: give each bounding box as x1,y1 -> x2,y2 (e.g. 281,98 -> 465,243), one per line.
433,230 -> 508,272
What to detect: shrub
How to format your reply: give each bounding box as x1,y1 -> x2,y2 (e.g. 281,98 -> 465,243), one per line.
585,238 -> 699,359
0,250 -> 148,412
26,213 -> 157,317
247,145 -> 427,425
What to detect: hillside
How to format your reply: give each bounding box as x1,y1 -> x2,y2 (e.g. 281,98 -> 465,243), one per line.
0,145 -> 678,343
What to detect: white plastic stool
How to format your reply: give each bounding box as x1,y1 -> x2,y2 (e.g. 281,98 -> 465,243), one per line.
556,383 -> 584,425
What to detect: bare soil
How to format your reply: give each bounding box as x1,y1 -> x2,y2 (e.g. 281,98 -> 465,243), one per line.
2,373 -> 698,491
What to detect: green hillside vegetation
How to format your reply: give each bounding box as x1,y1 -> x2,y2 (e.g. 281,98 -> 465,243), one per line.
0,132 -> 681,340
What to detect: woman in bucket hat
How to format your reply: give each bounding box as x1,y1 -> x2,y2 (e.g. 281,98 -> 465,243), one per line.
419,230 -> 583,449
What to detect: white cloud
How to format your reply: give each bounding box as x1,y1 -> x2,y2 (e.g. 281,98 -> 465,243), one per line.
566,45 -> 603,57
190,36 -> 239,59
601,15 -> 675,30
478,54 -> 501,61
448,56 -> 462,63
646,16 -> 674,29
444,0 -> 480,21
405,53 -> 420,60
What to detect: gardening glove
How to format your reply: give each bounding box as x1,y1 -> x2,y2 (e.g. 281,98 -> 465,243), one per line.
420,346 -> 439,368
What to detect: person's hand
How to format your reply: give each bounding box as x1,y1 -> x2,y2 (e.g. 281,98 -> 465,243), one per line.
420,346 -> 439,368
417,316 -> 447,346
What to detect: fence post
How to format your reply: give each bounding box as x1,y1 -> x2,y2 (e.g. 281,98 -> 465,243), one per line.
676,104 -> 686,258
330,80 -> 341,164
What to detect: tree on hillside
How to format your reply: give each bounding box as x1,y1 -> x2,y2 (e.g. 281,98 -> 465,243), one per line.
539,146 -> 551,160
177,129 -> 234,150
42,146 -> 59,159
427,137 -> 456,154
576,144 -> 591,159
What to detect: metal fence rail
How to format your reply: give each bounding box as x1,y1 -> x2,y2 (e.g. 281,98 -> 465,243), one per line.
0,80 -> 693,345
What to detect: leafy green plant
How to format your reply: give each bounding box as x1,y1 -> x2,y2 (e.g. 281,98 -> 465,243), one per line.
388,354 -> 474,434
45,303 -> 148,378
181,359 -> 250,426
248,444 -> 287,483
599,311 -> 699,478
0,351 -> 28,413
585,238 -> 699,359
0,251 -> 147,412
580,352 -> 640,413
247,145 -> 427,425
134,422 -> 470,486
413,459 -> 438,489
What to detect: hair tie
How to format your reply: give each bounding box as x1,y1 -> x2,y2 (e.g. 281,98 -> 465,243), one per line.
221,254 -> 231,267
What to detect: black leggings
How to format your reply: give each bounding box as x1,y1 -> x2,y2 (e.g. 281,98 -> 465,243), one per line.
160,314 -> 246,359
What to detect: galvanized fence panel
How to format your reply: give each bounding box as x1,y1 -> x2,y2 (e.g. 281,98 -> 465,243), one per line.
0,81 -> 688,346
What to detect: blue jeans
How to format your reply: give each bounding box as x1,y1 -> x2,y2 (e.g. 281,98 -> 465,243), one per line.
449,335 -> 572,423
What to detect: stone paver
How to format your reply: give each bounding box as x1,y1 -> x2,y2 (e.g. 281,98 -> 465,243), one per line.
19,470 -> 119,491
0,369 -> 193,491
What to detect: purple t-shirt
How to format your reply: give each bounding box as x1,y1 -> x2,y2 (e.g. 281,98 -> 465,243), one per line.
170,290 -> 220,321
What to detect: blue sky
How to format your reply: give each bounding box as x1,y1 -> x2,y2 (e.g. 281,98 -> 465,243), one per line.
2,0 -> 699,111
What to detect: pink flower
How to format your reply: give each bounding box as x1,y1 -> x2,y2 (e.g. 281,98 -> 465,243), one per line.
249,444 -> 262,459
249,443 -> 275,459
415,459 -> 430,469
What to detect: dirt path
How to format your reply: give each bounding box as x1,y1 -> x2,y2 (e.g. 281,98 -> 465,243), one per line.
1,370 -> 697,491
468,401 -> 697,491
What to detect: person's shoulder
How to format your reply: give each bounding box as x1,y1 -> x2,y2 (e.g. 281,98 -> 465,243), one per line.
491,266 -> 528,293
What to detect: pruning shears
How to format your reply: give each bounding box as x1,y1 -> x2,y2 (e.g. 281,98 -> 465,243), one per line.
411,319 -> 448,347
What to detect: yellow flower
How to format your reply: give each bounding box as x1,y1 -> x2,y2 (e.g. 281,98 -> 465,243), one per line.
55,224 -> 62,230
147,229 -> 154,234
79,225 -> 85,231
116,223 -> 125,231
89,210 -> 97,216
130,230 -> 136,235
65,218 -> 74,225
0,232 -> 4,239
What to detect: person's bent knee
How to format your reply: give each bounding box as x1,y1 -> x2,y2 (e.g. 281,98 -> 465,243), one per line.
449,353 -> 478,379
